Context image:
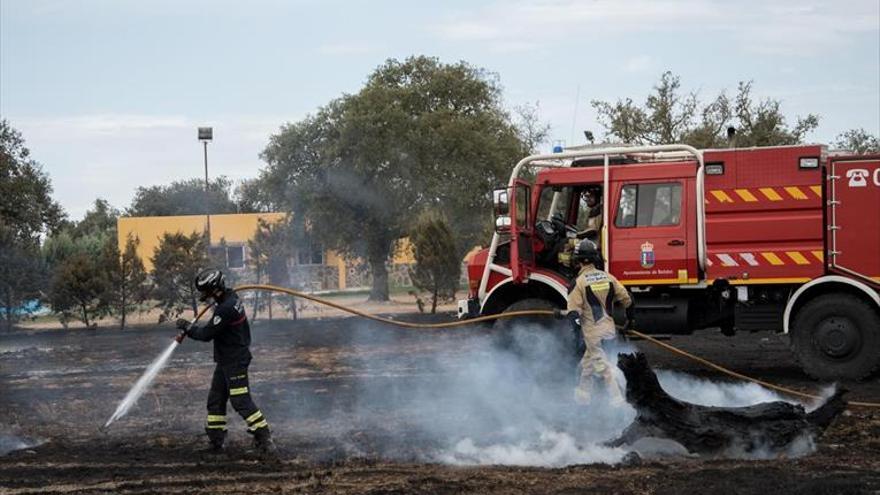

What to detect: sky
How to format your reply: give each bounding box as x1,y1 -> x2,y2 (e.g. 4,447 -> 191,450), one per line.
1,0 -> 878,220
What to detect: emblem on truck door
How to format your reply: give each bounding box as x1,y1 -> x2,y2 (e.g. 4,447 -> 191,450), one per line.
640,242 -> 655,268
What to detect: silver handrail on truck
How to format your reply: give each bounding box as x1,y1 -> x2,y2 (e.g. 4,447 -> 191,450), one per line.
478,144 -> 705,303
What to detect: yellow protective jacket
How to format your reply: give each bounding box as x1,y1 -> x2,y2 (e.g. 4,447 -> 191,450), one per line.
566,264 -> 632,339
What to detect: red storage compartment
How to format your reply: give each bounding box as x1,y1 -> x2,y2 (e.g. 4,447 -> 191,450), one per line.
829,156 -> 880,286
703,146 -> 825,284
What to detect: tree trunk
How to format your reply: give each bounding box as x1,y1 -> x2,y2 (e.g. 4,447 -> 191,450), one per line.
80,303 -> 91,328
6,289 -> 12,332
252,292 -> 260,322
190,289 -> 198,318
291,296 -> 297,321
610,353 -> 847,456
4,291 -> 12,332
252,270 -> 261,321
267,293 -> 273,320
368,255 -> 390,302
431,288 -> 438,314
120,285 -> 127,330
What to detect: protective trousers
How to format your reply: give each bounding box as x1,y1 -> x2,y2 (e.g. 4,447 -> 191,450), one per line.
575,326 -> 624,405
205,360 -> 269,445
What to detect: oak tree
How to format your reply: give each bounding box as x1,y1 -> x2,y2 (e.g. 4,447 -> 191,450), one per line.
261,56 -> 527,300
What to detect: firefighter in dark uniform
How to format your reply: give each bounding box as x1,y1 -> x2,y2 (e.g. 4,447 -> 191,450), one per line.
176,268 -> 276,456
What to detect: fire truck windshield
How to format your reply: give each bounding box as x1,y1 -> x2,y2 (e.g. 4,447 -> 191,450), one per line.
536,186 -> 574,222
536,184 -> 604,231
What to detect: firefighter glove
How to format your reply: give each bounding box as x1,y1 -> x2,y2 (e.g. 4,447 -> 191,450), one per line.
567,311 -> 586,358
619,318 -> 634,340
623,305 -> 636,332
567,311 -> 582,336
175,318 -> 191,331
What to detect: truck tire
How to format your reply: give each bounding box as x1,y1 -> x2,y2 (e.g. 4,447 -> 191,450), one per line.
791,294 -> 880,381
493,298 -> 580,374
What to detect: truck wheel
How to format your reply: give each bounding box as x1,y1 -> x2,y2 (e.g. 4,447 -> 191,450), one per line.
493,298 -> 579,371
791,294 -> 880,381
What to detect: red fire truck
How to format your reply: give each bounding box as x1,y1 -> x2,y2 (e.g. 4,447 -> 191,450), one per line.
459,144 -> 880,380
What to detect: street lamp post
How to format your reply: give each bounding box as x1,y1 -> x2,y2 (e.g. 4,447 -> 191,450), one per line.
198,127 -> 213,252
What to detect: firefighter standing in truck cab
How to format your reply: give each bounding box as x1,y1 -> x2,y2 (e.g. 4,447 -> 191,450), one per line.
564,239 -> 634,406
559,186 -> 605,272
176,268 -> 276,456
578,186 -> 603,241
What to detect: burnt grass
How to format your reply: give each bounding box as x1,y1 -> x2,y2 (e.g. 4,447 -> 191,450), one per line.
1,313 -> 879,494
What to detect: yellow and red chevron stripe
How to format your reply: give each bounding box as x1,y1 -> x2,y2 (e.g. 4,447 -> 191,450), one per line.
706,185 -> 821,204
707,250 -> 824,268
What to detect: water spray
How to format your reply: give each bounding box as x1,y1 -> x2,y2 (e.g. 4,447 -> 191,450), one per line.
102,308 -> 211,430
102,339 -> 180,429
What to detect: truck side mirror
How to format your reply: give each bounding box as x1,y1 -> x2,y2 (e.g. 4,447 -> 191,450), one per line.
493,188 -> 510,217
493,184 -> 529,234
494,187 -> 512,233
495,215 -> 512,233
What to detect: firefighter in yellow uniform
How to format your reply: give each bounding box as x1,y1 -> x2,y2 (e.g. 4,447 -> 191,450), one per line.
565,239 -> 634,406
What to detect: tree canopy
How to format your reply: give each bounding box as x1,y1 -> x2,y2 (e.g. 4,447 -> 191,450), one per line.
0,120 -> 65,241
591,72 -> 819,148
409,210 -> 460,313
104,233 -> 149,329
73,199 -> 119,239
260,56 -> 529,300
834,128 -> 880,154
47,249 -> 112,328
40,199 -> 141,328
151,231 -> 209,318
1,120 -> 64,330
127,176 -> 244,217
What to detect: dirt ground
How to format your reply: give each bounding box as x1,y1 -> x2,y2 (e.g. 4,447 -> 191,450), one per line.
2,310 -> 879,494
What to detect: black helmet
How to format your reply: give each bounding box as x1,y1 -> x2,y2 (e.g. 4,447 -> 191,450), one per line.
583,185 -> 601,197
195,268 -> 226,301
572,239 -> 603,268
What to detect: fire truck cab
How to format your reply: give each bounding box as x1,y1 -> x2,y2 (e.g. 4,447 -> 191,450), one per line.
460,144 -> 880,381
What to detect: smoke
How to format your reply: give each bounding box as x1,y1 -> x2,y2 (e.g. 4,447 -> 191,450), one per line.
326,321 -> 820,467
656,370 -> 797,408
0,433 -> 45,456
440,431 -> 628,467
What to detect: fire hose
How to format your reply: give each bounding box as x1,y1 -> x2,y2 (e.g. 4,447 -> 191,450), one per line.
181,283 -> 880,409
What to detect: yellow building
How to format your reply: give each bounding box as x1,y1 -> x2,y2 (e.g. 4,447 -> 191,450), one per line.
117,212 -> 415,291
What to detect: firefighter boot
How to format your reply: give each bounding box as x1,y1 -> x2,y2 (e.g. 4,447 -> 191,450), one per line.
200,430 -> 226,457
574,378 -> 593,405
252,428 -> 278,460
602,371 -> 627,408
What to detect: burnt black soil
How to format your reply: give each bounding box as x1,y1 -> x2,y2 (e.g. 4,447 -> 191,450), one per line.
1,314 -> 878,494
